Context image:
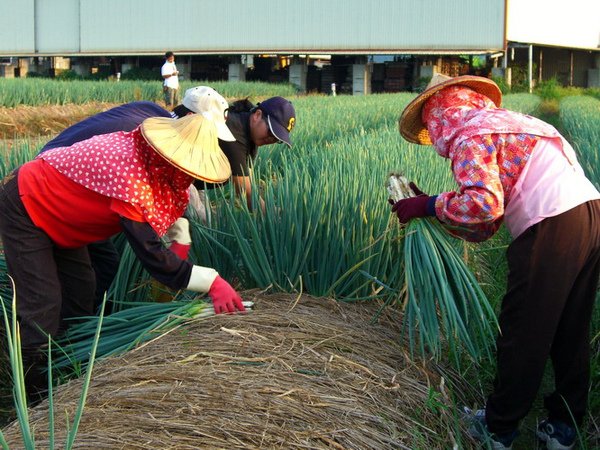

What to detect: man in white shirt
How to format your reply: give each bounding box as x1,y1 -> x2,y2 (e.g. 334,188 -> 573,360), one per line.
161,51 -> 179,109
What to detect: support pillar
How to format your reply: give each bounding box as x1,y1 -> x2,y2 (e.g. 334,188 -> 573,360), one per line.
228,55 -> 246,82
288,56 -> 306,92
71,58 -> 92,77
352,61 -> 371,95
528,44 -> 533,93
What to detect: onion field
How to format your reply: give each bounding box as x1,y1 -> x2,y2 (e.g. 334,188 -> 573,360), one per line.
0,84 -> 598,449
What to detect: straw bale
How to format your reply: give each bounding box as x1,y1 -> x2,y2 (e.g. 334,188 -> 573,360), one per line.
1,293 -> 462,449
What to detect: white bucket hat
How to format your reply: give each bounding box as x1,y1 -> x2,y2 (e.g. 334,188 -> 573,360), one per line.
182,86 -> 236,142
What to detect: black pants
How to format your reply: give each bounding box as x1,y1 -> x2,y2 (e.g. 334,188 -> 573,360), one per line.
88,239 -> 120,312
0,170 -> 95,348
486,200 -> 600,434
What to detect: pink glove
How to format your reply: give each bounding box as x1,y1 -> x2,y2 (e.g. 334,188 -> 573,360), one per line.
169,242 -> 191,260
208,276 -> 245,314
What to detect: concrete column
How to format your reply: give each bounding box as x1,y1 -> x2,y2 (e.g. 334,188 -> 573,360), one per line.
419,64 -> 437,79
71,59 -> 92,77
352,63 -> 371,95
177,61 -> 191,81
589,53 -> 600,87
18,58 -> 29,77
0,65 -> 15,78
528,44 -> 533,93
120,57 -> 138,76
289,59 -> 307,92
228,55 -> 246,82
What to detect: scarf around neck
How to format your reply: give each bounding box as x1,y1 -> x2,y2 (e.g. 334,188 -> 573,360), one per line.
422,86 -> 559,158
39,127 -> 193,235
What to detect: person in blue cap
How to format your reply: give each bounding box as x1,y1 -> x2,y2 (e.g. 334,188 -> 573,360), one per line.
199,96 -> 296,213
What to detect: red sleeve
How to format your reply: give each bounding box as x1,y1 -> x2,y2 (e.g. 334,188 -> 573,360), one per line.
110,198 -> 145,222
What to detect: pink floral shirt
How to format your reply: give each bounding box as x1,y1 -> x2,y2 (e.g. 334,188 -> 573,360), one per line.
422,86 -> 560,242
435,133 -> 540,242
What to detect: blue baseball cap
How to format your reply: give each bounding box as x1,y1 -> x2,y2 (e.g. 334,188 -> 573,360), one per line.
257,97 -> 296,147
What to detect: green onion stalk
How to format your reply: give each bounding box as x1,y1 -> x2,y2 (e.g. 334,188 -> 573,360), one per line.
52,298 -> 253,373
387,173 -> 498,364
1,284 -> 106,449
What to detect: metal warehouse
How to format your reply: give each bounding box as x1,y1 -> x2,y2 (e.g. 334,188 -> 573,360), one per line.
0,0 -> 598,92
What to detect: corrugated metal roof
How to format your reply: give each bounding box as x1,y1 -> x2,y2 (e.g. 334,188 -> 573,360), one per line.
0,0 -> 506,56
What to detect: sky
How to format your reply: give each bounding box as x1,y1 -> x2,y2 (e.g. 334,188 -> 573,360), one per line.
507,0 -> 600,49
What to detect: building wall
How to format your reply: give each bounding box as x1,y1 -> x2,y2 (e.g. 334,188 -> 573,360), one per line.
0,0 -> 35,53
36,0 -> 80,53
507,0 -> 600,50
0,0 -> 505,56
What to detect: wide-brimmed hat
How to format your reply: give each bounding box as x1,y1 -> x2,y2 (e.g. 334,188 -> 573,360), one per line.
257,97 -> 296,148
399,74 -> 502,145
141,114 -> 231,182
182,86 -> 236,142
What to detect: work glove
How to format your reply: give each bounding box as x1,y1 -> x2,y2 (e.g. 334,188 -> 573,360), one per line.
389,182 -> 437,224
208,276 -> 246,314
408,182 -> 426,196
165,217 -> 192,260
169,242 -> 191,260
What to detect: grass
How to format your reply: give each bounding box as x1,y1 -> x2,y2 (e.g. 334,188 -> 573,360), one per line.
0,288 -> 107,448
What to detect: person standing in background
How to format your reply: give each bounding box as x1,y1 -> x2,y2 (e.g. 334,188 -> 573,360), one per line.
161,51 -> 179,109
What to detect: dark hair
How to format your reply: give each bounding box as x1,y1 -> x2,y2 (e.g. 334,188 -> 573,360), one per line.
228,98 -> 255,113
172,104 -> 192,118
165,51 -> 174,58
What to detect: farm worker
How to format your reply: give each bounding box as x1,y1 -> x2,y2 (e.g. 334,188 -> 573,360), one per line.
394,74 -> 600,450
201,96 -> 296,213
161,51 -> 179,109
39,87 -> 234,312
0,114 -> 245,403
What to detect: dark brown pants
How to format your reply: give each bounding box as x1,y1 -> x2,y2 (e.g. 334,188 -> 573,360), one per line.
486,199 -> 600,434
0,170 -> 95,349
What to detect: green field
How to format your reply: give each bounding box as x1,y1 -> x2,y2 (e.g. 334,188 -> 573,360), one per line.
0,80 -> 598,449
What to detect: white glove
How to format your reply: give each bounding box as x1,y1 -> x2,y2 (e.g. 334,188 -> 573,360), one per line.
186,265 -> 219,293
165,217 -> 191,245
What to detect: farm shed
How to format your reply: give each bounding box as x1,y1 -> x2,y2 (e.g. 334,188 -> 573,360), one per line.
0,0 -> 598,91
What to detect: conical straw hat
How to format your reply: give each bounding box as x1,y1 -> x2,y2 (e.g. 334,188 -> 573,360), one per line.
141,114 -> 231,182
398,74 -> 502,145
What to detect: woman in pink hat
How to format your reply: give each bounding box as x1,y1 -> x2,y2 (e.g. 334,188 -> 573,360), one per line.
395,74 -> 600,450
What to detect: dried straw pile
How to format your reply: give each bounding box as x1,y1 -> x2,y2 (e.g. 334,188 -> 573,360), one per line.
0,103 -> 115,139
2,293 -> 465,449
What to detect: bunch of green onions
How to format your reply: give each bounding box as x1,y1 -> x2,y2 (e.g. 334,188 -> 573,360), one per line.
387,173 -> 497,363
53,298 -> 253,373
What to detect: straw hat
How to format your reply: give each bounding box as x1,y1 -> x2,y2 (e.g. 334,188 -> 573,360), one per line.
141,114 -> 231,182
398,74 -> 502,145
